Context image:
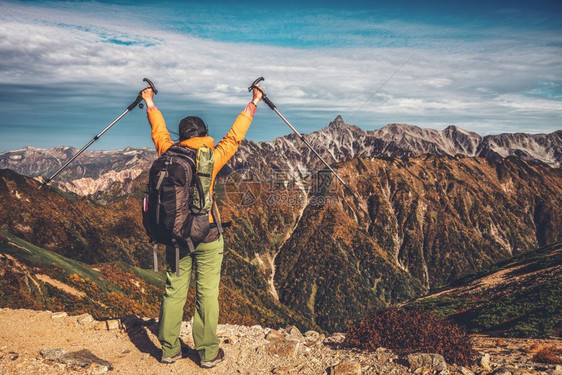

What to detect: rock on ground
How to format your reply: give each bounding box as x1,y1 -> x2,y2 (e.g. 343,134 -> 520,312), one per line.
41,348 -> 113,370
407,353 -> 448,373
328,361 -> 362,374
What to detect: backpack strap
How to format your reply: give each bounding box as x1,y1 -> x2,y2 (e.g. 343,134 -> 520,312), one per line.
155,169 -> 167,190
172,239 -> 180,277
192,173 -> 206,213
155,167 -> 168,225
211,194 -> 223,236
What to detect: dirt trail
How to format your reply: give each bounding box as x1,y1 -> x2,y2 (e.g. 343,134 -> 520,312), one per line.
0,309 -> 206,374
1,308 -> 560,375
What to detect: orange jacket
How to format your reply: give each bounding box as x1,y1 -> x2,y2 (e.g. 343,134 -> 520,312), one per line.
147,107 -> 253,221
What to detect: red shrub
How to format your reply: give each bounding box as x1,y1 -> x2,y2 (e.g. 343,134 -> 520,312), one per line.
344,308 -> 475,366
532,346 -> 562,364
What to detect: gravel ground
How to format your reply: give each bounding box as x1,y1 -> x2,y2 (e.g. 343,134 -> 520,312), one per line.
0,308 -> 560,375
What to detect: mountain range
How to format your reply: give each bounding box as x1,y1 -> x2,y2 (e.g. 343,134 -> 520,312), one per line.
1,117 -> 560,196
0,117 -> 560,334
229,117 -> 561,181
0,146 -> 155,196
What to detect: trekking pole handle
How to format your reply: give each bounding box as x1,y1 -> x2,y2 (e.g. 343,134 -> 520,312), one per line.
131,78 -> 158,111
143,77 -> 158,95
248,77 -> 264,92
248,77 -> 276,110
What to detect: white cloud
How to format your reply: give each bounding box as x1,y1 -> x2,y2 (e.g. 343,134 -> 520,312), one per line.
0,1 -> 561,139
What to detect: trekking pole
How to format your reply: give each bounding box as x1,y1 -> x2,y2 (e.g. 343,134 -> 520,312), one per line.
40,78 -> 158,188
248,77 -> 357,198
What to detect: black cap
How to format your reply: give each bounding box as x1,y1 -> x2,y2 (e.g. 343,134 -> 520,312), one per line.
179,116 -> 207,141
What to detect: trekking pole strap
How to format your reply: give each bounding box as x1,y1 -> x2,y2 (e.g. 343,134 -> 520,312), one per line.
152,243 -> 159,272
173,239 -> 181,277
186,238 -> 195,253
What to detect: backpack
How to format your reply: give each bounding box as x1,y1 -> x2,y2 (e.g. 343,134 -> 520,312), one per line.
142,145 -> 221,275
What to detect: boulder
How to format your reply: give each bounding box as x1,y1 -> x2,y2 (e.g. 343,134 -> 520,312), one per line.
513,369 -> 533,375
76,313 -> 94,326
106,319 -> 121,330
94,319 -> 122,331
328,361 -> 362,375
266,329 -> 285,341
272,365 -> 296,374
40,348 -> 113,370
480,353 -> 493,372
407,353 -> 448,373
264,340 -> 300,358
305,330 -> 320,339
326,333 -> 347,344
458,367 -> 475,375
492,367 -> 513,375
40,348 -> 67,360
285,325 -> 303,338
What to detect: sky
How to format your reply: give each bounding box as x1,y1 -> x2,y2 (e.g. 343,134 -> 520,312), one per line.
0,0 -> 561,151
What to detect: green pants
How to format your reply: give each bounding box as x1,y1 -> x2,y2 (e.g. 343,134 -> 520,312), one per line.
158,236 -> 224,362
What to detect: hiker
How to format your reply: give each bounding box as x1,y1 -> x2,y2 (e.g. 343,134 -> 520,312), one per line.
140,83 -> 264,368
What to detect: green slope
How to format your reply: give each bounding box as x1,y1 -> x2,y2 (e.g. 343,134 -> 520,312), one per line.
410,242 -> 562,338
0,230 -> 165,318
0,230 -> 318,330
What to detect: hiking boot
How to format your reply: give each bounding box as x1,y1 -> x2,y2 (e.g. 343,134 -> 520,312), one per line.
200,348 -> 224,368
161,350 -> 182,364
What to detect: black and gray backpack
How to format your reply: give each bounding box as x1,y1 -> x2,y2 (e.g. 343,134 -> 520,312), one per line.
142,145 -> 221,275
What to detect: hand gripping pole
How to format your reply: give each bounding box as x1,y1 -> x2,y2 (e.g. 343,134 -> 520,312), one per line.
248,77 -> 357,198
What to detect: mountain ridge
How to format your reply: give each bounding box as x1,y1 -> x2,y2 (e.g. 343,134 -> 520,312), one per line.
229,118 -> 560,182
1,118 -> 560,196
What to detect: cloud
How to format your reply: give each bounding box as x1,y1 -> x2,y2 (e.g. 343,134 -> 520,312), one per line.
0,0 -> 561,152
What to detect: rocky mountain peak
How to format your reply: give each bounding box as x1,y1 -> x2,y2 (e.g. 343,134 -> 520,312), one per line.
443,124 -> 475,135
320,115 -> 366,140
331,114 -> 345,126
376,123 -> 423,135
324,115 -> 360,134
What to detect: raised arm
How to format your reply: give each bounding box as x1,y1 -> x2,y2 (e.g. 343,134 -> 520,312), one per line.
213,84 -> 264,173
142,87 -> 174,156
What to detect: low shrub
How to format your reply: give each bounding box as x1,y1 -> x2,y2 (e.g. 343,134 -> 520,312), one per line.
344,308 -> 475,366
526,343 -> 545,353
532,346 -> 562,364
